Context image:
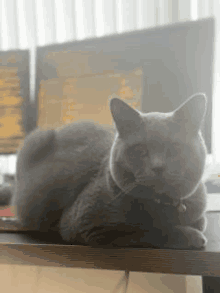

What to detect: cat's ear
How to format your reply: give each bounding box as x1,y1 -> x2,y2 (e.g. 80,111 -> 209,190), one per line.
110,98 -> 142,138
172,93 -> 207,132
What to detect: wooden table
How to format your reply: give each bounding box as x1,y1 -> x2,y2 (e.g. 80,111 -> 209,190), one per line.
0,211 -> 219,292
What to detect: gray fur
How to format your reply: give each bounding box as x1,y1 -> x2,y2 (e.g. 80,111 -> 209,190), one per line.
0,94 -> 208,249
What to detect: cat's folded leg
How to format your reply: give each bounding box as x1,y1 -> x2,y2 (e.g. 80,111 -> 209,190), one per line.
59,174 -> 136,245
59,202 -> 86,244
162,225 -> 207,250
59,195 -> 126,245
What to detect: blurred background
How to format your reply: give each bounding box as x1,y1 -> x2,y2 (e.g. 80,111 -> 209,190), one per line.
0,2 -> 215,292
0,0 -> 218,184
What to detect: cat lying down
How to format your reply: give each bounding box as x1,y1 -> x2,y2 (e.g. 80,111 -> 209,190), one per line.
0,93 -> 208,249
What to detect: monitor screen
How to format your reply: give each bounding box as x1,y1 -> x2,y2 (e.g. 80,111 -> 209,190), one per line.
0,50 -> 30,154
35,17 -> 215,153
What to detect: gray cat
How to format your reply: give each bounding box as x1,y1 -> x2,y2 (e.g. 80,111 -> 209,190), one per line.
0,93 -> 208,249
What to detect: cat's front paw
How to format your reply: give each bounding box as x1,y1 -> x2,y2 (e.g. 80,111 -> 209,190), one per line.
163,226 -> 207,250
190,215 -> 207,232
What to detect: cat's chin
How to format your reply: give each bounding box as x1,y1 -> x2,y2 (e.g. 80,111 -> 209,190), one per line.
127,182 -> 187,204
135,175 -> 196,199
135,179 -> 167,194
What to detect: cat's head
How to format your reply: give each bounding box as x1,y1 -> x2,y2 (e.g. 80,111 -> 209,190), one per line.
109,93 -> 207,202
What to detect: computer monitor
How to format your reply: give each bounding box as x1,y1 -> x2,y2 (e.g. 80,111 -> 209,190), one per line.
35,17 -> 215,153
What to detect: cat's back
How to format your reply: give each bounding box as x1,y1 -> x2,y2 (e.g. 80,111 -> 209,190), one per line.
15,120 -> 115,194
54,120 -> 115,162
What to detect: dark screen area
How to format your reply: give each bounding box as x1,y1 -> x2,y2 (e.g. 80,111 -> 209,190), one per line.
35,17 -> 215,153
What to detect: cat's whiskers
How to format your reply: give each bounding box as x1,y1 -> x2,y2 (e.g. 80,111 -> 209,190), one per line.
135,178 -> 147,183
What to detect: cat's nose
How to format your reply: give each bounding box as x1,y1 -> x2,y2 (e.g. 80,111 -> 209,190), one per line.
150,155 -> 165,176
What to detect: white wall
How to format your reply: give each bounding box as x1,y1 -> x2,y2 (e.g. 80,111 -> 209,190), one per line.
0,264 -> 202,293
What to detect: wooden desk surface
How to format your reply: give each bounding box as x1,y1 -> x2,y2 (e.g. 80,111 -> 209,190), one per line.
0,211 -> 219,277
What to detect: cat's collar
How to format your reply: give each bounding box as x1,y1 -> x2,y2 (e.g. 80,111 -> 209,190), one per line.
154,198 -> 186,212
